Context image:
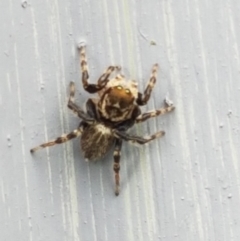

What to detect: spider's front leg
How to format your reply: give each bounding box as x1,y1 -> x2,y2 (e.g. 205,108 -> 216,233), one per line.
113,139 -> 122,196
136,63 -> 158,106
79,46 -> 119,93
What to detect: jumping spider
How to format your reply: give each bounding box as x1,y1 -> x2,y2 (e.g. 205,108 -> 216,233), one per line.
30,46 -> 175,196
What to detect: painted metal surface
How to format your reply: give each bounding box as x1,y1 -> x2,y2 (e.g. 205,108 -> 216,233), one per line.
1,0 -> 240,240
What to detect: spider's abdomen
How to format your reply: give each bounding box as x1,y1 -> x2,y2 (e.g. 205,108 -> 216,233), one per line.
80,123 -> 115,161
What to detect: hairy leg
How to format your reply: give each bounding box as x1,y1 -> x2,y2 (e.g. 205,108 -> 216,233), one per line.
114,129 -> 165,145
136,105 -> 175,123
113,139 -> 122,196
136,64 -> 158,105
30,127 -> 83,153
79,46 -> 119,93
67,81 -> 95,123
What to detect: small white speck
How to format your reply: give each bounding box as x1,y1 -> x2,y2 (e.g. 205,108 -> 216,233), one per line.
165,94 -> 174,106
77,40 -> 86,49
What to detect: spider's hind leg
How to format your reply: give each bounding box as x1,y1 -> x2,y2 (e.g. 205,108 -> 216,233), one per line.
113,139 -> 122,196
114,130 -> 165,145
30,126 -> 83,153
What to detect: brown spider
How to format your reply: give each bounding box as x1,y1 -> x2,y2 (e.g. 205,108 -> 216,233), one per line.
30,46 -> 175,196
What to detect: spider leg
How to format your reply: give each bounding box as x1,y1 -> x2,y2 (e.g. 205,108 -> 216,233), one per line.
136,64 -> 158,105
67,82 -> 95,123
114,130 -> 165,145
97,66 -> 121,85
79,46 -> 119,93
136,105 -> 175,123
30,126 -> 83,153
113,139 -> 122,196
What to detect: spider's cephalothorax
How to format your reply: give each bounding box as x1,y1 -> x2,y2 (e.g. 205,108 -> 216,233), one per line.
30,46 -> 175,196
97,76 -> 138,122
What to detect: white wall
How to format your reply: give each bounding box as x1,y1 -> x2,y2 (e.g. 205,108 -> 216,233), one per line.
1,0 -> 240,240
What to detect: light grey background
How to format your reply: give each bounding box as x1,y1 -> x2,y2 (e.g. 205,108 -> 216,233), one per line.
1,0 -> 240,241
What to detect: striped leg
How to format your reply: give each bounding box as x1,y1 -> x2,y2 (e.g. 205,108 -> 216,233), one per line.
30,127 -> 83,153
79,46 -> 118,93
113,139 -> 122,196
67,82 -> 95,123
114,130 -> 165,145
136,105 -> 175,123
97,66 -> 121,85
136,64 -> 158,105
97,71 -> 124,97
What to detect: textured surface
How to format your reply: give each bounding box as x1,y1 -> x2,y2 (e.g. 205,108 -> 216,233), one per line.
1,0 -> 240,240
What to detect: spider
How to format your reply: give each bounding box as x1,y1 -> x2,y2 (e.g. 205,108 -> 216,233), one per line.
30,46 -> 175,196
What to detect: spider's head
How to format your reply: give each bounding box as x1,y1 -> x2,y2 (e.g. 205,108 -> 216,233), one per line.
99,79 -> 138,121
107,85 -> 134,108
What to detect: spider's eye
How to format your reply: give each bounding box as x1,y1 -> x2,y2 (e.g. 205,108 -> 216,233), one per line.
125,89 -> 130,94
116,85 -> 123,90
